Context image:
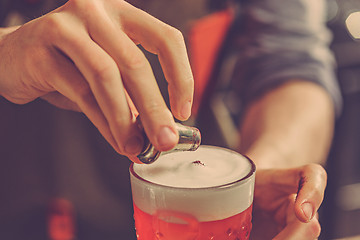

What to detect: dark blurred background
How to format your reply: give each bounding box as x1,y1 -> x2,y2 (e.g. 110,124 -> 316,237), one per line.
321,0 -> 360,239
0,0 -> 360,240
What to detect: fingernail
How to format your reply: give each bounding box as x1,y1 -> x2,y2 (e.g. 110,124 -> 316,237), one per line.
181,101 -> 192,120
301,202 -> 314,221
157,126 -> 178,150
125,136 -> 143,155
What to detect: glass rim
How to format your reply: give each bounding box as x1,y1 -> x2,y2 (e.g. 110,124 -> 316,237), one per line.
129,146 -> 256,191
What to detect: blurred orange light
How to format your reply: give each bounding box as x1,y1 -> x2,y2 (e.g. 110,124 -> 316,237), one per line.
345,11 -> 360,40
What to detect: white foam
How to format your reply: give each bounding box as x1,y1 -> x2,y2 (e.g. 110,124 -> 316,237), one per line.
133,146 -> 252,188
130,145 -> 255,221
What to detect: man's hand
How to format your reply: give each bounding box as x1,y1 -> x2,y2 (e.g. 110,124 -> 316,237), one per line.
251,164 -> 327,240
0,0 -> 194,162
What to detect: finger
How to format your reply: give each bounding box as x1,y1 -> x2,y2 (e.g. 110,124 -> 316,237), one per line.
294,164 -> 327,223
37,41 -> 120,154
256,168 -> 300,194
254,168 -> 300,210
125,90 -> 139,118
118,1 -> 194,121
87,8 -> 179,151
274,195 -> 321,240
273,218 -> 321,240
259,165 -> 327,223
50,14 -> 145,157
41,92 -> 81,112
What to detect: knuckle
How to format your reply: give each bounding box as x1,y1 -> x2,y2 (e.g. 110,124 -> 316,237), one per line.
122,51 -> 148,71
40,14 -> 65,41
146,105 -> 173,125
140,101 -> 173,123
143,101 -> 165,114
91,61 -> 117,82
304,163 -> 327,179
77,83 -> 93,103
184,74 -> 195,86
66,0 -> 83,9
164,26 -> 184,44
67,0 -> 101,17
113,115 -> 131,128
66,0 -> 89,9
170,75 -> 194,94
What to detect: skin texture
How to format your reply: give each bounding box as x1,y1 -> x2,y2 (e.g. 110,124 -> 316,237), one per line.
252,164 -> 327,240
238,80 -> 334,239
0,0 -> 194,163
0,1 -> 333,239
239,80 -> 335,169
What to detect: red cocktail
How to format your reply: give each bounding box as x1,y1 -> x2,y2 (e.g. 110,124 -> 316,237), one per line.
130,145 -> 256,240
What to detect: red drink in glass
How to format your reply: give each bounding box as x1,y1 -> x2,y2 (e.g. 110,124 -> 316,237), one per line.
130,145 -> 256,240
133,204 -> 253,240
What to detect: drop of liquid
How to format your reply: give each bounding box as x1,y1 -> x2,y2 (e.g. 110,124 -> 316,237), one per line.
192,160 -> 205,166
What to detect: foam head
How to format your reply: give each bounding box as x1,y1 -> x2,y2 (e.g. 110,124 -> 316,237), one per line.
130,145 -> 255,221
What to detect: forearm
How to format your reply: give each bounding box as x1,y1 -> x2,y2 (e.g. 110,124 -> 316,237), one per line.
238,80 -> 335,169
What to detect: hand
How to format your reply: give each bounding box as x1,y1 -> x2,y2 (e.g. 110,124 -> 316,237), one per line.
0,0 -> 194,162
251,164 -> 327,240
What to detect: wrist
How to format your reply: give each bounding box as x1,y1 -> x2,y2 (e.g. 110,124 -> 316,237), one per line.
242,138 -> 290,169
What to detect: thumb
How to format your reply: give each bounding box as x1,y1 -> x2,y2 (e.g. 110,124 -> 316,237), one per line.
294,164 -> 327,223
